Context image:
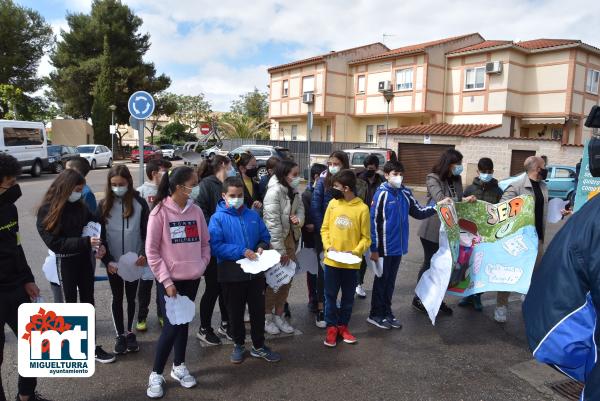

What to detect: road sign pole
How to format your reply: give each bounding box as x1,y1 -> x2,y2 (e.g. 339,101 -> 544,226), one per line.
139,119 -> 145,186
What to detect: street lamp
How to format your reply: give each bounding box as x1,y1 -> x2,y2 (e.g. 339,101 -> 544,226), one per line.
383,90 -> 395,149
302,92 -> 315,186
109,105 -> 117,156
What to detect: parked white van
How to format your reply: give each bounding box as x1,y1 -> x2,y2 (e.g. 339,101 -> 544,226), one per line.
0,120 -> 49,177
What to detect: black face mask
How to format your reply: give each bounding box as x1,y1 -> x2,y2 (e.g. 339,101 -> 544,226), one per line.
364,170 -> 376,178
328,188 -> 344,200
245,168 -> 258,178
0,184 -> 22,205
539,168 -> 549,180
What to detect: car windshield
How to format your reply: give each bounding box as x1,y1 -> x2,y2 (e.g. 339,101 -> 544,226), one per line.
144,146 -> 153,151
161,145 -> 173,149
77,146 -> 95,154
48,146 -> 61,156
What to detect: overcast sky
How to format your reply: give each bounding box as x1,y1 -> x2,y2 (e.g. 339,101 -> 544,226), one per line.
16,0 -> 600,111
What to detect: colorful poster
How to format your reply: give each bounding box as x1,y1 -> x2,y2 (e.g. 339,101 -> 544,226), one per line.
574,140 -> 600,212
436,195 -> 538,297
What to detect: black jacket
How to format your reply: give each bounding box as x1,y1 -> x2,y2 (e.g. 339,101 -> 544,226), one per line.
243,177 -> 261,208
301,186 -> 316,248
464,177 -> 503,204
37,200 -> 95,269
0,190 -> 35,290
194,175 -> 222,222
358,170 -> 384,206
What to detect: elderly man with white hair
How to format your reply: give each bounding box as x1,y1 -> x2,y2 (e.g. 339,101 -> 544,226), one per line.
494,155 -> 548,323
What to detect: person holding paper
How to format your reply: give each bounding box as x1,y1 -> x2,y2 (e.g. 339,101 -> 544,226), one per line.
98,165 -> 149,356
145,167 -> 210,399
209,177 -> 281,365
368,161 -> 437,330
136,159 -> 171,332
263,160 -> 305,335
0,154 -> 52,401
36,169 -> 115,364
321,170 -> 371,347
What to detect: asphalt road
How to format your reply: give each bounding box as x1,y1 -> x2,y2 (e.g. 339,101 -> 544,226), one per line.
2,162 -> 567,401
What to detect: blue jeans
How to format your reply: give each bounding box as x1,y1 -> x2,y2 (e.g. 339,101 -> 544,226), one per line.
369,256 -> 402,319
324,265 -> 358,327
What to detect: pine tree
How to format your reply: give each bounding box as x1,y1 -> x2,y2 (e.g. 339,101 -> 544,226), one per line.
91,36 -> 114,146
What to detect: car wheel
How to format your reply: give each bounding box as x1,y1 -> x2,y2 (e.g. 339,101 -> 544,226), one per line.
30,160 -> 42,177
257,166 -> 268,179
568,191 -> 575,206
54,162 -> 64,174
90,159 -> 97,170
107,158 -> 113,168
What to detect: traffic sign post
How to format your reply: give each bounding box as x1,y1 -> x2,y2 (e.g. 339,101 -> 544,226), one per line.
128,91 -> 155,186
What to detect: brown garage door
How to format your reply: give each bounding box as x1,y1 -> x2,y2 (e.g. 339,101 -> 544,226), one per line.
510,150 -> 535,176
397,143 -> 455,186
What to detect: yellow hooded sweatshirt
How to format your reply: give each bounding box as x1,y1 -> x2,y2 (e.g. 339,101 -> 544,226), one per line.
321,197 -> 371,269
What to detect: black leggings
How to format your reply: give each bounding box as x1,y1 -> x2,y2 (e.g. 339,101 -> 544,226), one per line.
417,238 -> 440,283
58,255 -> 95,304
138,279 -> 163,321
153,279 -> 200,375
108,273 -> 139,335
0,287 -> 37,400
199,257 -> 228,330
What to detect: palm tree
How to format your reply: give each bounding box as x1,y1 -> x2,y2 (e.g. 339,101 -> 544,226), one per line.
219,113 -> 270,139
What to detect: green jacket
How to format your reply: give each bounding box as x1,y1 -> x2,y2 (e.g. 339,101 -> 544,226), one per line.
464,177 -> 503,204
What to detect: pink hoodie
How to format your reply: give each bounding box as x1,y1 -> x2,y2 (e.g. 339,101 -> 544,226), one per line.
146,197 -> 210,288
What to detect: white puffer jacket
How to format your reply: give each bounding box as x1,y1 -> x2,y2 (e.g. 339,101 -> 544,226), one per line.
263,175 -> 305,255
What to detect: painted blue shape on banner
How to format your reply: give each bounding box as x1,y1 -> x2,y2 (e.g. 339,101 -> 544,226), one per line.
447,225 -> 538,297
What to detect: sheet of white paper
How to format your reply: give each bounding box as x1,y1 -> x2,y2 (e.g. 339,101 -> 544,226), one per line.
42,250 -> 59,285
368,256 -> 384,278
116,252 -> 143,282
82,221 -> 101,238
236,249 -> 281,274
265,261 -> 296,292
547,198 -> 569,224
327,250 -> 362,265
415,227 -> 453,325
164,294 -> 196,325
295,248 -> 318,275
141,266 -> 154,281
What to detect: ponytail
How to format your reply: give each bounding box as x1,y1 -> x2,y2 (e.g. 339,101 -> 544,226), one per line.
197,155 -> 230,179
153,166 -> 195,210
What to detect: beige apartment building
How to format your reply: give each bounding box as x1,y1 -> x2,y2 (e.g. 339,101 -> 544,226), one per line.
267,33 -> 600,184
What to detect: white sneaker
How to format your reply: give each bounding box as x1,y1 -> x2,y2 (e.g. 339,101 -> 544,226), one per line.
170,363 -> 197,388
264,315 -> 280,335
355,284 -> 366,298
244,308 -> 250,323
315,311 -> 326,329
494,306 -> 508,323
147,372 -> 165,398
273,315 -> 294,334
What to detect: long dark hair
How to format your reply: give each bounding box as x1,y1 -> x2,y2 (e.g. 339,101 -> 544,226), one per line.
274,160 -> 298,197
101,165 -> 135,221
153,166 -> 196,210
433,149 -> 463,181
197,155 -> 230,179
325,150 -> 350,189
233,152 -> 254,173
38,169 -> 85,233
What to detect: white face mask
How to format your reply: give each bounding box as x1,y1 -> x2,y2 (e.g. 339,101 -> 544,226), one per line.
329,165 -> 340,175
227,197 -> 244,209
112,186 -> 128,197
290,176 -> 301,188
389,175 -> 403,188
226,166 -> 237,177
68,191 -> 82,203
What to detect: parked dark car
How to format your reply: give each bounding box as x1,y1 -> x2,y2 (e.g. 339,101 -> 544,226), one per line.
229,145 -> 293,177
344,147 -> 398,170
46,145 -> 80,174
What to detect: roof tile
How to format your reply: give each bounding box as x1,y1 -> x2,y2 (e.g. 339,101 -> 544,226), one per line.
515,39 -> 580,50
382,123 -> 501,137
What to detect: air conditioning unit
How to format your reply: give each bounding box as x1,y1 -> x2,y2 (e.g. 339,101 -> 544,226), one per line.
302,91 -> 315,104
486,61 -> 503,74
378,81 -> 392,92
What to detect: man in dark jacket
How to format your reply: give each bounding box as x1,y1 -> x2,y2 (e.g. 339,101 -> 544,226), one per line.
460,157 -> 503,312
0,154 -> 51,401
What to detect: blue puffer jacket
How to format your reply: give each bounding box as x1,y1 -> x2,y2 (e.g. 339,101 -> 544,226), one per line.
523,194 -> 600,401
370,183 -> 436,256
209,201 -> 271,282
310,171 -> 331,233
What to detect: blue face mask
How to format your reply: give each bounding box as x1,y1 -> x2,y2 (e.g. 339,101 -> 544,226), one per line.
112,186 -> 128,198
227,167 -> 237,178
227,197 -> 244,209
452,164 -> 464,176
479,173 -> 493,183
190,185 -> 200,200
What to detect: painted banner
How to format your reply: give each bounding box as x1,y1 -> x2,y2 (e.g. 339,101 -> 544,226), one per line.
574,140 -> 600,212
437,195 -> 538,297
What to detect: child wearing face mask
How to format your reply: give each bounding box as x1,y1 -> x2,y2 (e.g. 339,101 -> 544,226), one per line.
36,169 -> 115,364
321,170 -> 371,347
262,160 -> 305,335
233,152 -> 262,210
367,161 -> 437,330
98,165 -> 150,357
209,177 -> 281,365
459,157 -> 503,312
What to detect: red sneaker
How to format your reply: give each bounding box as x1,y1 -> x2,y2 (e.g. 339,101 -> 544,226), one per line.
337,325 -> 357,344
324,326 -> 338,347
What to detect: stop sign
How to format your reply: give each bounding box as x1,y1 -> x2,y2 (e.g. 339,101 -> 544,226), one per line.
200,124 -> 210,135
